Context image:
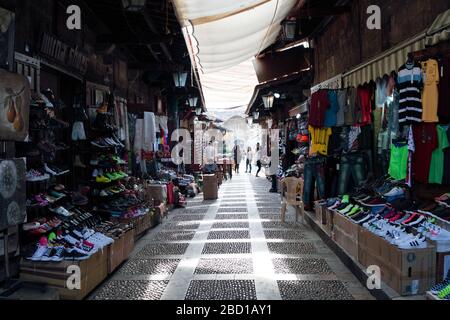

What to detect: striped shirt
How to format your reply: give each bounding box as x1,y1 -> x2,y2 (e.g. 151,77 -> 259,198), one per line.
397,62 -> 423,125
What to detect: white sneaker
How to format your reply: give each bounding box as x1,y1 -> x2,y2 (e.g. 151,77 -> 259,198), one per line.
44,163 -> 58,176
28,245 -> 47,261
383,187 -> 404,197
393,234 -> 416,246
430,226 -> 450,241
53,206 -> 72,217
398,236 -> 427,249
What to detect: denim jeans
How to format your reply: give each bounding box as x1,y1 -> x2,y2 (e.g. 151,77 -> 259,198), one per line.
303,158 -> 326,206
246,159 -> 252,173
337,153 -> 366,195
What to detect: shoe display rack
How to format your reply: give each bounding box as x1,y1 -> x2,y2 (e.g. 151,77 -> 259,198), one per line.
306,179 -> 450,298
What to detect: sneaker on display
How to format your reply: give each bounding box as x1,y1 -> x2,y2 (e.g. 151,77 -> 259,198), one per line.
431,277 -> 450,294
28,244 -> 48,261
64,248 -> 90,261
383,187 -> 404,197
397,236 -> 427,249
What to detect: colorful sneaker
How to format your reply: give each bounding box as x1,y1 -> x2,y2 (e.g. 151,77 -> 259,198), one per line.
431,277 -> 450,294
96,175 -> 111,183
437,283 -> 450,299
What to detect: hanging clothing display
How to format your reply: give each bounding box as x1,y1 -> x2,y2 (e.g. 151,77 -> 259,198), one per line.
412,123 -> 437,183
344,87 -> 357,126
309,90 -> 329,127
336,89 -> 346,127
337,153 -> 366,195
428,125 -> 450,184
324,90 -> 339,127
421,58 -> 440,122
143,112 -> 157,152
388,141 -> 409,180
356,86 -> 372,126
308,126 -> 332,156
443,125 -> 450,185
438,56 -> 450,123
397,62 -> 424,125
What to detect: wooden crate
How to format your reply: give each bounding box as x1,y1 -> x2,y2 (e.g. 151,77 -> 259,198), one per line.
20,248 -> 108,300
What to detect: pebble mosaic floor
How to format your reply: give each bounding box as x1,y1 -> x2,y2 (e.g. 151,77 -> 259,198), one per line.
90,174 -> 374,300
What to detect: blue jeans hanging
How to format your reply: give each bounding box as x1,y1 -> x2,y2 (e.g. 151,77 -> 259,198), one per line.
303,157 -> 326,206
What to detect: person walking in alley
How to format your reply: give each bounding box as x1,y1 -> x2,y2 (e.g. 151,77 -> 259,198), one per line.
255,143 -> 262,177
233,141 -> 241,173
245,147 -> 253,173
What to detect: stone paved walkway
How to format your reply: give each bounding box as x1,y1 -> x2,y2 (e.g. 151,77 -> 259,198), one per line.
90,174 -> 374,300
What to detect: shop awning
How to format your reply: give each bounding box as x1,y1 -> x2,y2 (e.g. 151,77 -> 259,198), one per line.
342,33 -> 426,88
425,9 -> 450,47
172,0 -> 298,111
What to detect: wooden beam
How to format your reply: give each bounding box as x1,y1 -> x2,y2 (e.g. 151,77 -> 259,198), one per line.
298,5 -> 351,18
97,33 -> 172,45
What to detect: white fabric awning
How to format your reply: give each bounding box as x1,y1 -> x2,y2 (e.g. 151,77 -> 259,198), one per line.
173,0 -> 297,111
174,0 -> 297,72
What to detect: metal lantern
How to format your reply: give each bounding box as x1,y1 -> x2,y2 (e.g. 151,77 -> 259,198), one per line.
172,71 -> 188,88
195,106 -> 202,116
282,19 -> 297,40
253,111 -> 260,120
122,0 -> 147,11
188,96 -> 198,107
262,93 -> 275,110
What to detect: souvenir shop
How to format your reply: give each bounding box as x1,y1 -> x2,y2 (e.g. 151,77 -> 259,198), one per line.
297,34 -> 450,298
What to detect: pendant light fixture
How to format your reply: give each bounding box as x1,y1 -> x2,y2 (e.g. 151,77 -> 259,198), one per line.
262,93 -> 275,110
188,96 -> 198,107
173,71 -> 188,88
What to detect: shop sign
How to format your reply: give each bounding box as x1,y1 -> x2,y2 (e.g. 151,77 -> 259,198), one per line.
40,33 -> 88,75
87,54 -> 113,84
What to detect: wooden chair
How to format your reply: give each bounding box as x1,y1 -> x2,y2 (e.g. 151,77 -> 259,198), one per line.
280,177 -> 305,223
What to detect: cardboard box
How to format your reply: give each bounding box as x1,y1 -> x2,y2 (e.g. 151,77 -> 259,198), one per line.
20,248 -> 108,300
123,229 -> 135,260
314,201 -> 322,222
358,231 -> 436,296
436,252 -> 450,283
107,235 -> 125,274
358,227 -> 384,258
324,208 -> 334,235
332,212 -> 359,261
144,183 -> 167,203
333,228 -> 358,260
203,174 -> 218,200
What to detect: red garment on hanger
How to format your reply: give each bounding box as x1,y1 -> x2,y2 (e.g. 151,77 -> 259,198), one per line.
356,87 -> 372,126
309,90 -> 329,127
166,182 -> 174,204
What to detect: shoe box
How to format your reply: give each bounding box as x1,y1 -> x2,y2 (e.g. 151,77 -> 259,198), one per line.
314,201 -> 323,223
134,213 -> 154,238
314,202 -> 334,237
108,229 -> 135,274
144,182 -> 167,204
20,249 -> 108,300
358,228 -> 436,296
332,212 -> 359,261
202,174 -> 218,200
